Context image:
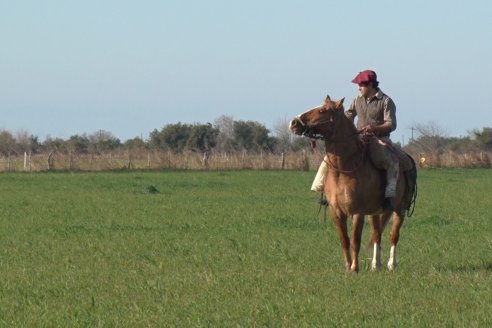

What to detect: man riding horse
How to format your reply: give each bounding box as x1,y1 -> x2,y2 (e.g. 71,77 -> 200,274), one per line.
289,71 -> 417,271
311,70 -> 413,210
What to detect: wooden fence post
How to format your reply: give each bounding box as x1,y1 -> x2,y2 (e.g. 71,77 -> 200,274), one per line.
69,152 -> 74,171
47,150 -> 55,170
127,152 -> 132,169
202,152 -> 209,168
302,149 -> 309,171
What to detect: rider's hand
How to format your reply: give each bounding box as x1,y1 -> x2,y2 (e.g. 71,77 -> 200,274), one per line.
362,125 -> 375,135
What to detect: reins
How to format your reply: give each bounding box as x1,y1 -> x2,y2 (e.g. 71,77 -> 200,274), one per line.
310,130 -> 369,174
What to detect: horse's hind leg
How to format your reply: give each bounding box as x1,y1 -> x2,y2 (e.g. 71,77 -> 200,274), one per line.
388,212 -> 405,270
368,215 -> 383,271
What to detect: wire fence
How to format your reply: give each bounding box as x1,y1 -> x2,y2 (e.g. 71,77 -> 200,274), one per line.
1,149 -> 490,173
1,150 -> 317,172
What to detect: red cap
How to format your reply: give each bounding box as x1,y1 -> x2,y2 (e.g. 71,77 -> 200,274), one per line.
352,70 -> 378,84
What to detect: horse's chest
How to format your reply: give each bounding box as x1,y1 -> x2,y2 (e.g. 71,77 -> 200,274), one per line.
326,175 -> 379,214
327,179 -> 356,204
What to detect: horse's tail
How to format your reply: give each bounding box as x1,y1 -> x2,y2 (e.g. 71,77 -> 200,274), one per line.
405,155 -> 418,217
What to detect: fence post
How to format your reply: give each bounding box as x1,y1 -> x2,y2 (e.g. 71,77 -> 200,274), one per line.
127,152 -> 132,169
69,152 -> 74,171
224,152 -> 228,169
47,150 -> 55,170
302,149 -> 310,171
202,152 -> 209,168
281,152 -> 285,169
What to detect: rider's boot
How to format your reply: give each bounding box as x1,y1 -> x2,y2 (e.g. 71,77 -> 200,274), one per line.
383,162 -> 399,211
311,159 -> 327,192
312,159 -> 328,206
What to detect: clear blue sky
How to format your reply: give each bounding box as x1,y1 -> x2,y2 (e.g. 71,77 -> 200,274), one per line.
1,0 -> 491,144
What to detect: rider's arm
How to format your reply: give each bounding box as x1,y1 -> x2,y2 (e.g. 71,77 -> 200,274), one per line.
363,97 -> 397,137
345,97 -> 358,122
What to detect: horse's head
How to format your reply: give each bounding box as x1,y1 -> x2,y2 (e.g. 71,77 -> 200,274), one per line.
289,95 -> 345,139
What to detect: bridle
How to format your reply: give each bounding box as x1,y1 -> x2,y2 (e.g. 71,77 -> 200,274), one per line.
290,116 -> 326,140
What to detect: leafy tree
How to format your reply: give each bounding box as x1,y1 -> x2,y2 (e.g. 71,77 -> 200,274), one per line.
123,137 -> 148,150
28,135 -> 42,154
149,129 -> 164,149
150,123 -> 192,152
290,136 -> 311,152
186,123 -> 219,152
67,134 -> 90,154
447,136 -> 477,152
43,137 -> 67,153
88,130 -> 121,153
0,130 -> 16,155
233,120 -> 272,152
473,127 -> 492,150
15,130 -> 37,153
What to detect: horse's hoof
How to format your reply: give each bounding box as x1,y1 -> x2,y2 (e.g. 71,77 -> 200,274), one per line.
371,262 -> 382,272
387,263 -> 397,271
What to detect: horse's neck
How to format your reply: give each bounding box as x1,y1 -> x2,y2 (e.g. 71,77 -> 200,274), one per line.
325,120 -> 362,167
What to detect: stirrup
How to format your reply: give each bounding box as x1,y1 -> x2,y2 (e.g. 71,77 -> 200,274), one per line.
318,193 -> 328,206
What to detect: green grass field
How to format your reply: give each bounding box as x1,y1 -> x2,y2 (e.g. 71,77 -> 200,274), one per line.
0,169 -> 491,327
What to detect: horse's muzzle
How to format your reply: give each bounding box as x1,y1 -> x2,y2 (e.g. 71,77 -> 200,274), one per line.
289,117 -> 305,135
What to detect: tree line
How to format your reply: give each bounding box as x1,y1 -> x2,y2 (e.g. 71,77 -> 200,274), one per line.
0,116 -> 308,156
1,118 -> 492,157
404,123 -> 492,155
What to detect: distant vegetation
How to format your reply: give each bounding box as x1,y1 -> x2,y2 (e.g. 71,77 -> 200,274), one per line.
1,118 -> 491,170
0,116 -> 307,156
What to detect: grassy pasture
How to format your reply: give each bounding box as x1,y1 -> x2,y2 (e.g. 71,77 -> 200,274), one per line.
0,169 -> 491,327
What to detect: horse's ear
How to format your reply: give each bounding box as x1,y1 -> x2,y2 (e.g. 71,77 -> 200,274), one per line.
325,95 -> 331,103
335,97 -> 345,109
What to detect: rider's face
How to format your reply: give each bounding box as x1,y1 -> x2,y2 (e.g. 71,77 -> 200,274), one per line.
358,82 -> 373,97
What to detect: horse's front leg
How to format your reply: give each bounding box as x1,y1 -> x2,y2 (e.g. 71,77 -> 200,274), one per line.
350,214 -> 365,272
331,212 -> 351,271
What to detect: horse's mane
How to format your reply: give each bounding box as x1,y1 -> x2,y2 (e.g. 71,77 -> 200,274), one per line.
332,105 -> 360,140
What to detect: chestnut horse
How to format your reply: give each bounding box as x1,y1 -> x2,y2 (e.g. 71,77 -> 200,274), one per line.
289,95 -> 417,272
